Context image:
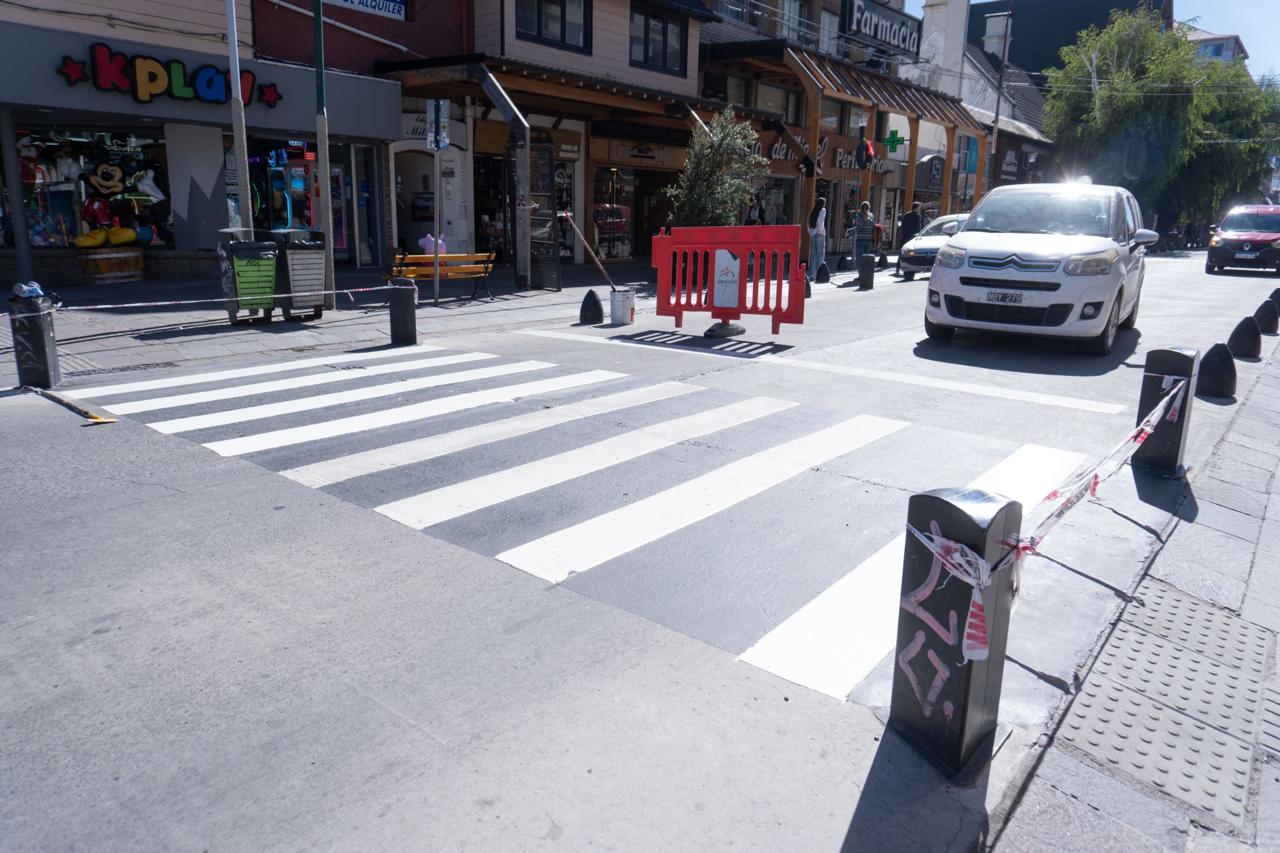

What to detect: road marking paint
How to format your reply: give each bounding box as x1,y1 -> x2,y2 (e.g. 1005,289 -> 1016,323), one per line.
74,345 -> 445,398
202,370 -> 625,456
494,415 -> 908,583
149,361 -> 553,434
375,396 -> 797,529
103,353 -> 495,414
513,329 -> 1125,414
281,381 -> 702,488
737,443 -> 1085,700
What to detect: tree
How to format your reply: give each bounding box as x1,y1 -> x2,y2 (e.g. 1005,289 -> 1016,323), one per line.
1044,8 -> 1280,227
665,107 -> 768,228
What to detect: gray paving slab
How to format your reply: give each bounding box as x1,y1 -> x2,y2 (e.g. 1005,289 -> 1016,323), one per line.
1216,439 -> 1280,473
1125,579 -> 1272,678
1188,477 -> 1270,518
1206,456 -> 1274,493
1149,522 -> 1256,610
1181,498 -> 1265,543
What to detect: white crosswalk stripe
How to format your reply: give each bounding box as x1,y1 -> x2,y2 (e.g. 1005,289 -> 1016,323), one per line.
101,353 -> 495,415
374,396 -> 798,529
203,370 -> 625,456
736,444 -> 1086,700
280,381 -> 702,488
75,344 -> 444,398
494,415 -> 909,582
150,361 -> 554,434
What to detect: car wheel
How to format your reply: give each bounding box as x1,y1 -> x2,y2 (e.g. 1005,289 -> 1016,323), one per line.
924,316 -> 954,341
1205,262 -> 1219,274
1088,298 -> 1120,356
903,271 -> 915,281
1120,289 -> 1140,329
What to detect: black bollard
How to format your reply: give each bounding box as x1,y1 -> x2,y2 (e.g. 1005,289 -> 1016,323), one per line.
836,255 -> 855,272
1227,316 -> 1262,359
389,284 -> 418,346
1197,343 -> 1237,399
579,289 -> 604,325
8,296 -> 61,389
1270,288 -> 1280,308
1133,347 -> 1199,476
815,261 -> 831,284
889,488 -> 1022,778
1255,300 -> 1280,335
858,253 -> 875,290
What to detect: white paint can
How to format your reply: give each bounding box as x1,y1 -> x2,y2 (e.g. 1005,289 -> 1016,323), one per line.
610,288 -> 635,325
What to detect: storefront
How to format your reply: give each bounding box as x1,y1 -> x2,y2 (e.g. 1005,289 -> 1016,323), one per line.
588,132 -> 685,261
0,22 -> 400,283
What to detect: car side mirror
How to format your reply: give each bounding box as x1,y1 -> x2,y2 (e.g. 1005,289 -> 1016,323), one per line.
1134,228 -> 1160,246
1208,224 -> 1218,233
941,221 -> 960,236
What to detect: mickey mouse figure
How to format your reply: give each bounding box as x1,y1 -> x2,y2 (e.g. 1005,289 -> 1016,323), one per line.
81,161 -> 125,230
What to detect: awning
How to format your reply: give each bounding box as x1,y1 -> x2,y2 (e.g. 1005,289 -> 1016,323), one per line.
786,48 -> 982,132
964,107 -> 1052,145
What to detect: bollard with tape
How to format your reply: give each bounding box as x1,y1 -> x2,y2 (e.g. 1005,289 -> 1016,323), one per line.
858,254 -> 875,290
890,489 -> 1022,778
8,296 -> 61,389
1132,348 -> 1197,476
389,284 -> 418,345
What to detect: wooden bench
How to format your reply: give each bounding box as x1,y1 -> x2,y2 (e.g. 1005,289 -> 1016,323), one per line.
388,251 -> 496,302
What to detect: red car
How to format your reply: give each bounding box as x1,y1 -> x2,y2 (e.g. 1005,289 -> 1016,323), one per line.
1207,205 -> 1280,275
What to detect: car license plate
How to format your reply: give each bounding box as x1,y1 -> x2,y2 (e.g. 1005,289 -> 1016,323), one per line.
1237,252 -> 1258,259
986,290 -> 1022,304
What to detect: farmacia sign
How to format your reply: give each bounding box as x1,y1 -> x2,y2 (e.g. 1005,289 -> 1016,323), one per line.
843,0 -> 921,59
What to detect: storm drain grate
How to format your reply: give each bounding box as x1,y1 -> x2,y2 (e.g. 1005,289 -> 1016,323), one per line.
65,361 -> 179,378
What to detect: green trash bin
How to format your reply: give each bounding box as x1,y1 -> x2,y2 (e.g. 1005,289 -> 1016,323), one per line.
218,236 -> 279,325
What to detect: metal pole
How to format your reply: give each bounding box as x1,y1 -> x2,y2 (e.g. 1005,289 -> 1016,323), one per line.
0,108 -> 33,282
433,141 -> 441,306
988,1 -> 1013,191
225,1 -> 253,236
314,0 -> 336,309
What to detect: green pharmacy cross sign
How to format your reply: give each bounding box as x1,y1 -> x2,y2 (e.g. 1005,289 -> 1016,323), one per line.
882,130 -> 907,153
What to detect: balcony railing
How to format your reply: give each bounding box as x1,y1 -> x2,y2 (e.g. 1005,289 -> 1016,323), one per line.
709,0 -> 868,62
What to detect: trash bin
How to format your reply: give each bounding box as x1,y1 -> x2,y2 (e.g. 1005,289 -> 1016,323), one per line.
8,295 -> 60,388
271,229 -> 326,321
218,234 -> 278,325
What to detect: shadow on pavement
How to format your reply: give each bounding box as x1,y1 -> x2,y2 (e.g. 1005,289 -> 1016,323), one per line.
606,329 -> 794,358
841,727 -> 991,852
1131,466 -> 1193,516
911,328 -> 1141,378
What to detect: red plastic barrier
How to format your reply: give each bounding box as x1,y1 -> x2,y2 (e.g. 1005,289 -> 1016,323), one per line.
651,225 -> 807,335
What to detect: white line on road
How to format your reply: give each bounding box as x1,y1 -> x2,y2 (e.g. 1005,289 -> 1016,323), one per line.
737,443 -> 1086,700
202,370 -> 625,456
513,329 -> 1125,415
103,353 -> 495,414
280,381 -> 702,488
375,396 -> 797,529
74,345 -> 445,398
149,361 -> 553,434
494,415 -> 908,583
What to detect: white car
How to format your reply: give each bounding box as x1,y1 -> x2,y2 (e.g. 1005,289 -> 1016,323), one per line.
923,183 -> 1158,355
899,214 -> 968,280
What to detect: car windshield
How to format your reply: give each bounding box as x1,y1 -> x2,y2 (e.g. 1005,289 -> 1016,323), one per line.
915,216 -> 966,239
963,191 -> 1113,237
1219,212 -> 1280,232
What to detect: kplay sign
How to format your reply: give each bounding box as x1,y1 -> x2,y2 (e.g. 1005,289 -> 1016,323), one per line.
57,42 -> 282,108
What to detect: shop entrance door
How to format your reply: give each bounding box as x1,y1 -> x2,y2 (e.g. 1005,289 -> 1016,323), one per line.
633,170 -> 674,257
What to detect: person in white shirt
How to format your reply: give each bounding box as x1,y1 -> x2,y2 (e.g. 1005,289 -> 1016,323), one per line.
807,197 -> 827,276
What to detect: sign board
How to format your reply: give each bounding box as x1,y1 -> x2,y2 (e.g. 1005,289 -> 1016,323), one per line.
420,99 -> 449,152
712,250 -> 740,309
842,0 -> 921,59
323,0 -> 405,20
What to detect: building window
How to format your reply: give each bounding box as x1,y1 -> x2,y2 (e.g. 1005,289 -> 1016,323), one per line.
820,10 -> 839,54
756,84 -> 803,125
781,0 -> 811,45
726,75 -> 748,106
517,0 -> 589,51
630,5 -> 686,75
820,99 -> 842,132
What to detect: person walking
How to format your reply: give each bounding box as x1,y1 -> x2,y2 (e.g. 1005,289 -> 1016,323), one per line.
807,197 -> 827,277
895,201 -> 923,275
853,200 -> 876,263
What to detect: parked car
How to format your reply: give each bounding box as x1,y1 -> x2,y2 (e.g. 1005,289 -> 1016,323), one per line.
923,183 -> 1158,356
898,214 -> 968,280
1206,205 -> 1280,275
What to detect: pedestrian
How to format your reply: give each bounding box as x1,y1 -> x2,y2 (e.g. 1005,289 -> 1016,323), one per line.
854,200 -> 876,262
807,197 -> 827,276
895,201 -> 923,275
745,195 -> 763,226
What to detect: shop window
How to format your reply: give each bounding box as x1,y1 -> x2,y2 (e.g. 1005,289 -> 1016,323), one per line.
820,99 -> 842,133
630,5 -> 686,75
727,75 -> 748,107
3,128 -> 171,248
516,0 -> 590,52
756,84 -> 786,117
847,108 -> 869,137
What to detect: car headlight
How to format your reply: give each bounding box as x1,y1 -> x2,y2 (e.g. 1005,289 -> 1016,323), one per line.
935,245 -> 966,269
1210,236 -> 1222,247
1064,249 -> 1118,276
1272,239 -> 1280,249
902,247 -> 916,256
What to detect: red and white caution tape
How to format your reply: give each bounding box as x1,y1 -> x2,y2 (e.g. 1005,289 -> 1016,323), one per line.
1,284 -> 414,320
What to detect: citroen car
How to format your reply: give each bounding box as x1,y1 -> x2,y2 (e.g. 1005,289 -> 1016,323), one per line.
899,214 -> 967,280
1206,205 -> 1280,275
923,183 -> 1158,356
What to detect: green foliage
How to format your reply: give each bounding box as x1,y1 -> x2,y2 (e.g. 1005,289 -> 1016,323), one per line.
1044,7 -> 1280,224
665,107 -> 768,228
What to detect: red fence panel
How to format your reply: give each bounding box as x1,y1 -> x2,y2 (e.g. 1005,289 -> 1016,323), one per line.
651,225 -> 807,335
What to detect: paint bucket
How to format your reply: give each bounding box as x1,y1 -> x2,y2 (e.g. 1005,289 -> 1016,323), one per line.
79,246 -> 144,284
610,288 -> 635,325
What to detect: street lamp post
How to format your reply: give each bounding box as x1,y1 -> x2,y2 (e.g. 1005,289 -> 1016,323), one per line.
224,0 -> 252,234
314,0 -> 336,309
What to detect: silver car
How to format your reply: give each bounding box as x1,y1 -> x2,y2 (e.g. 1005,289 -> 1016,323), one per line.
899,214 -> 968,281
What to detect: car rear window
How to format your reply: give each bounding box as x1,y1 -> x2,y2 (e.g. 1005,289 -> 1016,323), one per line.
1220,212 -> 1280,232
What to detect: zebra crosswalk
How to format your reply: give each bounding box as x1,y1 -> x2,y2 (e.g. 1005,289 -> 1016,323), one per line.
74,344 -> 1087,701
